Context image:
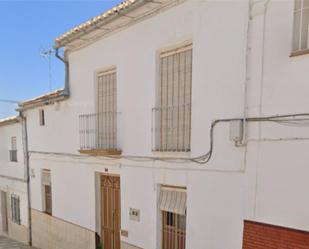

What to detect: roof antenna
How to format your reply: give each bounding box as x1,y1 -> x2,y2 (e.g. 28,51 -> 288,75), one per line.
0,99 -> 19,104
40,49 -> 54,92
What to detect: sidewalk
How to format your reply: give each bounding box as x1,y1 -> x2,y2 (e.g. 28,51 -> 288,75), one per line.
0,236 -> 33,249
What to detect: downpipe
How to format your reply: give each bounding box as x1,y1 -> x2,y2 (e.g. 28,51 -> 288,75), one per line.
20,112 -> 32,246
55,48 -> 70,97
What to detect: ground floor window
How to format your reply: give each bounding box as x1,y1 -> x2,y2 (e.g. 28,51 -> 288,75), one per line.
10,194 -> 20,225
162,211 -> 186,249
159,186 -> 187,249
42,169 -> 52,215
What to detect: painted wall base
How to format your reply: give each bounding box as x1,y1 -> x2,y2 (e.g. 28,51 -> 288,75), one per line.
8,220 -> 28,245
121,241 -> 143,249
31,209 -> 95,249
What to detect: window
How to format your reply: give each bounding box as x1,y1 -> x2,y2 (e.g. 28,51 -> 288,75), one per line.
11,195 -> 20,225
159,186 -> 187,249
9,137 -> 17,162
42,170 -> 52,215
39,109 -> 45,126
292,0 -> 309,52
154,44 -> 192,152
97,68 -> 117,149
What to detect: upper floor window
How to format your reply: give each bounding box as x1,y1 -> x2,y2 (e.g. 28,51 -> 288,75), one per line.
96,68 -> 117,149
10,136 -> 17,162
153,43 -> 192,152
11,194 -> 21,225
79,67 -> 121,154
292,0 -> 309,52
39,109 -> 45,126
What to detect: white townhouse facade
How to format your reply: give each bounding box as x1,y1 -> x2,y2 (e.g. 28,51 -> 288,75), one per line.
4,0 -> 309,249
0,116 -> 30,244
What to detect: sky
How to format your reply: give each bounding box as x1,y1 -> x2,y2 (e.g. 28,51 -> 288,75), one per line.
0,0 -> 123,119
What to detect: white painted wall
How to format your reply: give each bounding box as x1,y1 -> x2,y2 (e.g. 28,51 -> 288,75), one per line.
0,122 -> 28,230
0,122 -> 24,179
24,0 -> 309,249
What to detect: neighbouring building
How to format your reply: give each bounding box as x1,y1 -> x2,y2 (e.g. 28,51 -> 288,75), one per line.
1,0 -> 309,249
0,116 -> 30,244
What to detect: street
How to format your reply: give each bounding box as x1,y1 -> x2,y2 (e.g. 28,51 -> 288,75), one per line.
0,236 -> 32,249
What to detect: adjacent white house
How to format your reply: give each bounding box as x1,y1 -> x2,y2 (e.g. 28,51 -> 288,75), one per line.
1,0 -> 309,249
0,116 -> 29,244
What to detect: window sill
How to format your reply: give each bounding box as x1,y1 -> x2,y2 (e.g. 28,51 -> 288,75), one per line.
152,151 -> 191,158
79,149 -> 122,156
290,49 -> 309,57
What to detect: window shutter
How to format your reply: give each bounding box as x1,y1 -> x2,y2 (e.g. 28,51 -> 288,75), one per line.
159,186 -> 187,215
293,0 -> 309,52
156,44 -> 192,151
42,170 -> 51,186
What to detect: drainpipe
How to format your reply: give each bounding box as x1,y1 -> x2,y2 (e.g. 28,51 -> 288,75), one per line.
20,112 -> 32,246
55,48 -> 70,96
241,0 -> 252,146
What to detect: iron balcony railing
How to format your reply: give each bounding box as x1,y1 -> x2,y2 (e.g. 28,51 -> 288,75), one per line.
79,112 -> 119,150
9,150 -> 17,162
152,104 -> 191,152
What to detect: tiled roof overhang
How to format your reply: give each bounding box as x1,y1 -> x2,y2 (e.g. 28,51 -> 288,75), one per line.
53,0 -> 182,50
0,116 -> 20,127
17,89 -> 68,111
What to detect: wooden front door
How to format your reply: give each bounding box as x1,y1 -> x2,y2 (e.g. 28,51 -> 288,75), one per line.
0,191 -> 8,233
101,175 -> 121,249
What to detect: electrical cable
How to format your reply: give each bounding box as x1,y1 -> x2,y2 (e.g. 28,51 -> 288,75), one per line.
29,113 -> 309,165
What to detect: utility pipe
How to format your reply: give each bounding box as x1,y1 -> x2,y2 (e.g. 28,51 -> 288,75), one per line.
20,112 -> 32,246
55,48 -> 70,96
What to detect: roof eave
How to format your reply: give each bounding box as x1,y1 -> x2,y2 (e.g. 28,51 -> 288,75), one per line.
0,116 -> 20,127
17,89 -> 68,111
53,0 -> 147,49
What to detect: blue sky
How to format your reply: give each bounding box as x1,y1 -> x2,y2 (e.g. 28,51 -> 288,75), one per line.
0,0 -> 122,119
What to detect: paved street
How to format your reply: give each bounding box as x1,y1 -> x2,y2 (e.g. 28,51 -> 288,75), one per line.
0,236 -> 32,249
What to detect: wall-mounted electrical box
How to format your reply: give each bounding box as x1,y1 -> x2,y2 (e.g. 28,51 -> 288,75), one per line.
129,208 -> 140,222
229,120 -> 243,144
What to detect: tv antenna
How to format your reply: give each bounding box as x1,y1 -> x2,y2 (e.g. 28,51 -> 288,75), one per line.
40,49 -> 54,92
0,99 -> 19,104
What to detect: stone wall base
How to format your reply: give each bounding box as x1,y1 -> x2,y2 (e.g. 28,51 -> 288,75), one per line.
8,220 -> 28,245
31,209 -> 95,249
121,241 -> 143,249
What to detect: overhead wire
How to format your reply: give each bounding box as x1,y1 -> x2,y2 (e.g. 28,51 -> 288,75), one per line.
28,113 -> 309,165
